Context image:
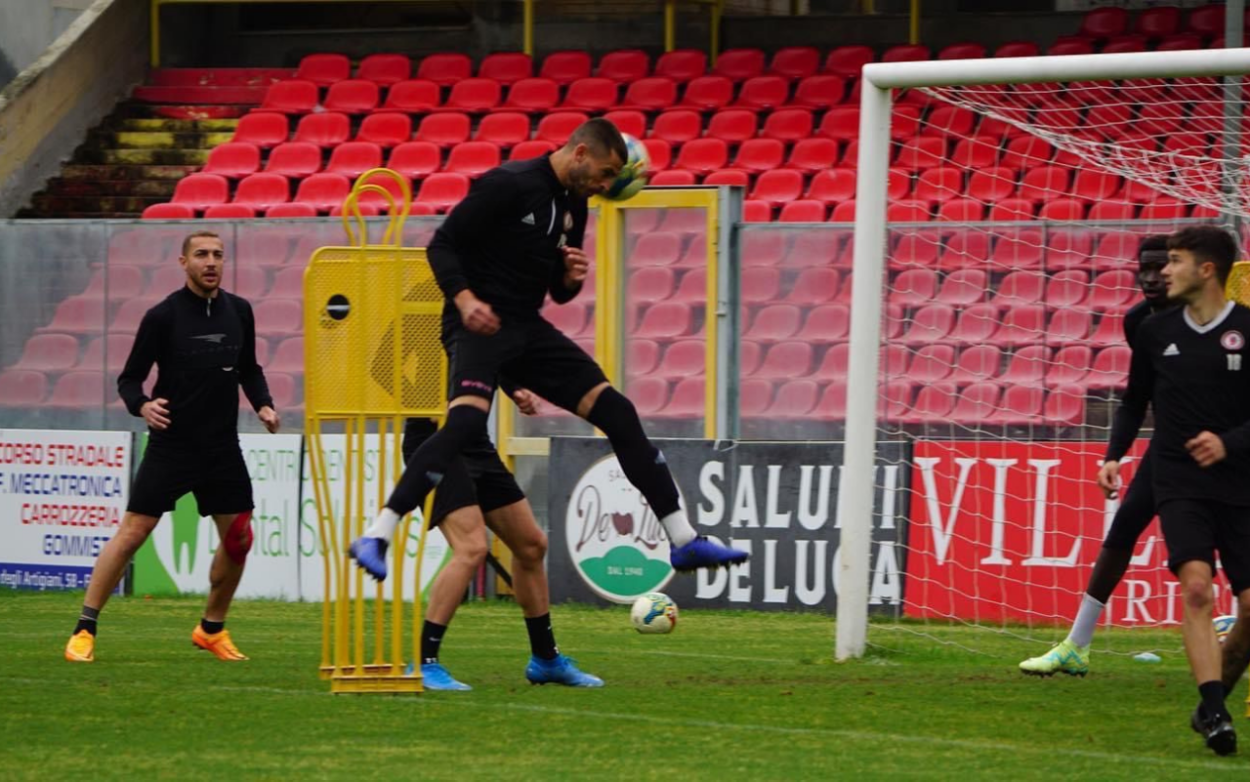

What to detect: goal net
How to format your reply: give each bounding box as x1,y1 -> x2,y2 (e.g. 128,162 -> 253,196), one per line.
835,47 -> 1250,661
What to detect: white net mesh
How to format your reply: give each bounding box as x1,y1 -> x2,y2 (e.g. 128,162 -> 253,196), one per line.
862,73 -> 1250,657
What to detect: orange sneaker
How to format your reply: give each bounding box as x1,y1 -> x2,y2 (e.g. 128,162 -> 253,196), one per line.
65,629 -> 95,662
191,625 -> 249,661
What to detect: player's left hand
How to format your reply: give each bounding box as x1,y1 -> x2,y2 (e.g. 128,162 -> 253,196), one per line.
1186,431 -> 1226,467
512,388 -> 541,416
562,246 -> 590,288
258,405 -> 281,433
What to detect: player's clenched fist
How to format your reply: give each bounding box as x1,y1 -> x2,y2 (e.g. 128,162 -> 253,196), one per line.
562,246 -> 590,287
141,398 -> 171,430
1186,431 -> 1227,468
453,290 -> 501,335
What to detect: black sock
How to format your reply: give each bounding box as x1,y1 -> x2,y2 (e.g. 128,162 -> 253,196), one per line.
75,605 -> 100,636
386,406 -> 488,516
586,388 -> 680,518
1199,680 -> 1228,720
201,618 -> 225,635
421,620 -> 448,665
525,613 -> 559,660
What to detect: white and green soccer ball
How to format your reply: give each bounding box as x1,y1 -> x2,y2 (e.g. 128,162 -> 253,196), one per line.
603,134 -> 651,201
631,591 -> 678,634
1215,615 -> 1236,644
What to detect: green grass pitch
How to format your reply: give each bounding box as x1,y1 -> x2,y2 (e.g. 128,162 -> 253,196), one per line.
2,591 -> 1246,779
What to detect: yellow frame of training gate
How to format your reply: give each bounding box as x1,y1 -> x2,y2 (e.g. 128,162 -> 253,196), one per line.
304,168 -> 445,694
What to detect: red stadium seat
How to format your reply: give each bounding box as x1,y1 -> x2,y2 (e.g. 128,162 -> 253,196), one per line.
45,371 -> 105,408
358,53 -> 411,85
901,303 -> 956,345
1088,345 -> 1130,390
258,80 -> 319,114
703,169 -> 750,188
914,167 -> 963,204
293,173 -> 350,212
887,200 -> 932,222
748,169 -> 804,208
673,138 -> 728,175
171,173 -> 229,211
989,384 -> 1046,424
995,41 -> 1040,57
633,301 -> 694,339
1138,199 -> 1189,220
678,75 -> 734,111
992,271 -> 1045,307
631,233 -> 682,267
753,342 -> 814,379
760,109 -> 814,143
1101,35 -> 1148,54
414,173 -> 470,213
1043,385 -> 1086,425
628,266 -> 676,304
966,167 -> 1017,203
713,48 -> 766,82
323,79 -> 379,114
264,142 -> 321,178
740,232 -> 787,267
823,45 -> 873,77
293,112 -> 350,147
142,203 -> 195,219
540,51 -> 592,85
417,53 -> 472,86
999,345 -> 1050,385
597,49 -> 650,83
830,201 -> 855,222
1080,7 -> 1128,38
652,340 -> 704,379
892,233 -> 940,267
939,42 -> 987,60
1048,39 -> 1095,56
813,380 -> 848,420
603,109 -> 647,139
14,333 -> 78,371
741,267 -> 781,304
894,137 -> 946,171
1187,4 -> 1226,36
988,199 -> 1037,222
509,140 -> 557,161
744,305 -> 802,343
474,112 -> 531,150
1048,309 -> 1093,345
1089,311 -> 1126,348
354,113 -> 415,150
995,305 -> 1047,347
233,173 -> 290,211
787,138 -> 839,174
1018,165 -> 1071,203
784,268 -> 839,305
922,106 -> 976,139
742,200 -> 771,222
883,44 -> 930,63
627,339 -> 662,376
764,380 -> 820,418
907,344 -> 957,384
778,200 -> 826,222
543,301 -> 589,336
377,80 -> 440,113
1088,269 -> 1135,312
990,228 -> 1045,268
651,110 -> 703,145
253,299 -> 302,336
1045,269 -> 1090,309
1045,230 -> 1093,271
1136,5 -> 1181,37
266,203 -> 318,218
439,78 -> 502,113
937,199 -> 985,222
732,138 -> 784,173
733,76 -> 789,112
936,268 -> 988,306
326,141 -> 383,178
497,77 -> 561,113
415,112 -> 469,147
946,382 -> 1000,423
937,231 -> 991,271
108,298 -> 159,334
387,141 -> 442,179
1088,201 -> 1137,221
1039,198 -> 1087,221
795,305 -> 850,342
805,168 -> 855,205
479,52 -> 533,85
536,112 -> 589,146
890,268 -> 939,307
560,78 -> 618,112
232,113 -> 289,148
296,53 -> 350,86
950,344 -> 1002,382
787,74 -> 845,111
654,49 -> 707,83
445,141 -> 501,178
705,109 -> 757,143
203,142 -> 261,178
1046,345 -> 1093,389
1000,136 -> 1054,170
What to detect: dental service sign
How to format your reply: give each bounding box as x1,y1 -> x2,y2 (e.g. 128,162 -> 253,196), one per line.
905,440 -> 1230,626
0,430 -> 131,592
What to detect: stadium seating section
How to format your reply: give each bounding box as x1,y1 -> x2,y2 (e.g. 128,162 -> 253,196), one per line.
13,3 -> 1239,429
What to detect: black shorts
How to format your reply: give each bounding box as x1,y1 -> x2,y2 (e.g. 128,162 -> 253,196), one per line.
1102,450 -> 1157,551
402,418 -> 525,527
444,316 -> 607,413
127,443 -> 254,518
1158,498 -> 1250,594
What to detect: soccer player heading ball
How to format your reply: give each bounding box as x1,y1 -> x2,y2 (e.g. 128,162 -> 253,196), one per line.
350,119 -> 748,593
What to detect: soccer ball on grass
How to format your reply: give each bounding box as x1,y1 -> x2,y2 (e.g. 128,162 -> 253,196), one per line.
602,134 -> 651,201
631,591 -> 678,634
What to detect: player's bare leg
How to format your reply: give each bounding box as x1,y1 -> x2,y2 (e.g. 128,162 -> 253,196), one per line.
487,499 -> 602,687
1179,560 -> 1236,754
573,381 -> 747,572
1219,588 -> 1250,717
352,396 -> 493,581
419,506 -> 487,691
191,512 -> 251,661
65,512 -> 160,662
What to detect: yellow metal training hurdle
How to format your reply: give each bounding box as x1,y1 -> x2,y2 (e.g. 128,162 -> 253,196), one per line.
305,169 -> 446,694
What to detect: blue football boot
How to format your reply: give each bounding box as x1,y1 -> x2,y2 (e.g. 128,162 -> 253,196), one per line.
525,654 -> 604,687
348,536 -> 388,581
669,536 -> 749,572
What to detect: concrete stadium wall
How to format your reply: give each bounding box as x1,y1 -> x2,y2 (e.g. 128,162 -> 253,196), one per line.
0,0 -> 148,218
0,1 -> 93,88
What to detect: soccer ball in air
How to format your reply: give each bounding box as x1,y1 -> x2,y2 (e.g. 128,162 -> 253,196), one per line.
602,134 -> 651,201
631,592 -> 678,634
1215,615 -> 1236,644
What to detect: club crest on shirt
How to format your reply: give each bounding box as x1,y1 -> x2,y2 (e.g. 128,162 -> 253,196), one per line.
1221,330 -> 1245,351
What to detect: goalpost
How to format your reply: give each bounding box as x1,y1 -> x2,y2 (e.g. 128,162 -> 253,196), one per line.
837,47 -> 1250,661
